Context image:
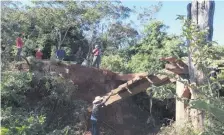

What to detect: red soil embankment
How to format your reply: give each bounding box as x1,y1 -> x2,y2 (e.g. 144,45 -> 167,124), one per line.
46,63 -> 151,135
17,61 -> 152,135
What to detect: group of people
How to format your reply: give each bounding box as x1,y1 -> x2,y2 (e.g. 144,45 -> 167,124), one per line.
16,34 -> 43,60
16,34 -> 111,134
16,34 -> 66,60
15,34 -> 102,68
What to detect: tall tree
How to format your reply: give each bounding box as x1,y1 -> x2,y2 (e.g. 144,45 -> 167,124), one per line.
187,0 -> 215,130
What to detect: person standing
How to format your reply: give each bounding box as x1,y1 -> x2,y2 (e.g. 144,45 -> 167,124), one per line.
90,92 -> 112,135
92,45 -> 101,68
35,48 -> 43,60
75,47 -> 83,64
56,48 -> 66,60
16,33 -> 24,61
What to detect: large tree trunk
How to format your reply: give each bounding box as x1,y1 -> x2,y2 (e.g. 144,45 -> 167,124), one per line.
187,0 -> 215,130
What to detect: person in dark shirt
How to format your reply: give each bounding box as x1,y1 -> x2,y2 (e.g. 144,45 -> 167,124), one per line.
56,48 -> 66,60
90,92 -> 112,135
75,47 -> 83,64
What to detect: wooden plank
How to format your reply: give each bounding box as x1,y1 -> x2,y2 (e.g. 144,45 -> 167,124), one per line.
165,63 -> 188,74
160,57 -> 189,75
147,74 -> 169,84
105,74 -> 172,106
105,81 -> 150,106
111,74 -> 169,95
111,77 -> 142,94
115,73 -> 148,81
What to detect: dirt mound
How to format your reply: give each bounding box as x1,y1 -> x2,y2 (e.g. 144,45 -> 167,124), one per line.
44,62 -> 151,134
47,63 -> 123,102
15,60 -> 160,135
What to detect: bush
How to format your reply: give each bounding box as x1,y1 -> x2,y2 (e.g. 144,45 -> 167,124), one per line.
1,71 -> 88,135
101,54 -> 129,73
158,122 -> 200,135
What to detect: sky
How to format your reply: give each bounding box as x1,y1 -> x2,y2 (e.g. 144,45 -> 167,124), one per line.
21,0 -> 224,45
122,1 -> 224,45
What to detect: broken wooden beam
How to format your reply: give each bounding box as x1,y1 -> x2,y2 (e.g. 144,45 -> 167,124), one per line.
115,72 -> 148,81
104,74 -> 172,106
160,57 -> 189,75
165,63 -> 188,75
112,76 -> 143,94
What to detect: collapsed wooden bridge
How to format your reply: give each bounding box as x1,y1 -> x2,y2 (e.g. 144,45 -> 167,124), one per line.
16,56 -> 223,135
84,57 -> 190,135
104,57 -> 189,106
16,56 -> 201,135
17,56 -> 189,107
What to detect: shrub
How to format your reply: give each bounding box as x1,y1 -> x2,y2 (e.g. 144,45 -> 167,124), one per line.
101,54 -> 129,73
1,71 -> 88,135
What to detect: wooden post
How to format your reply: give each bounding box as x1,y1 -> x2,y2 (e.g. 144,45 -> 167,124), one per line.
175,80 -> 188,124
175,72 -> 191,125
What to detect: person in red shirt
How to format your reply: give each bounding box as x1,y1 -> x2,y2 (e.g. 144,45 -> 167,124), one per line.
35,48 -> 43,59
92,45 -> 101,68
16,33 -> 24,61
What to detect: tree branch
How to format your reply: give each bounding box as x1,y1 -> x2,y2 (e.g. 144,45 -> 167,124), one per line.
61,26 -> 70,46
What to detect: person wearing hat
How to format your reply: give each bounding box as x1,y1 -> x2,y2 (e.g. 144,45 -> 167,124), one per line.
90,92 -> 112,135
92,45 -> 101,68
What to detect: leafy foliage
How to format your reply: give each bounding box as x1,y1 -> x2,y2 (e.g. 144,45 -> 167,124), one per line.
158,122 -> 200,135
1,1 -> 135,65
1,71 -> 88,135
102,20 -> 185,73
2,1 -> 224,135
177,16 -> 224,134
101,54 -> 129,73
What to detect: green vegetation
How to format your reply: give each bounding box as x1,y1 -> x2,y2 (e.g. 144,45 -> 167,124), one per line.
179,16 -> 224,135
1,71 -> 88,135
1,1 -> 224,135
102,20 -> 184,73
